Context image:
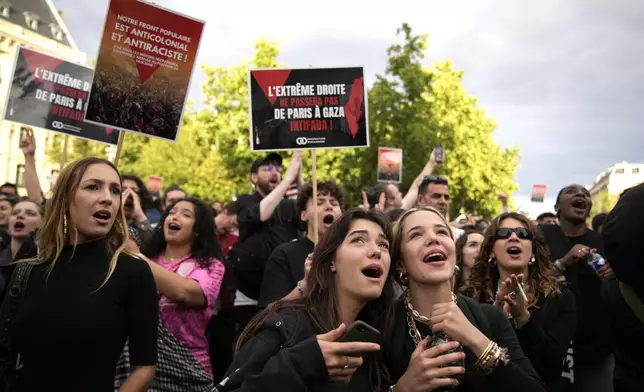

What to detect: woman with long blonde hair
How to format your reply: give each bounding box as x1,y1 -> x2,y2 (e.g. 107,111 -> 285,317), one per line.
384,207 -> 544,391
1,158 -> 158,392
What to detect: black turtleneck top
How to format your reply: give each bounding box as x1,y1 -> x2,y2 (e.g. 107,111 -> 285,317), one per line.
12,239 -> 158,391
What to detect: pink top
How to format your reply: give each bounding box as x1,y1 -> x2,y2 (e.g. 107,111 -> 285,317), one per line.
156,255 -> 225,375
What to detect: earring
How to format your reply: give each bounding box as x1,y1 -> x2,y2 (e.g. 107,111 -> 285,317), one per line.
399,271 -> 409,285
488,256 -> 496,266
529,256 -> 535,265
63,214 -> 68,236
455,265 -> 460,273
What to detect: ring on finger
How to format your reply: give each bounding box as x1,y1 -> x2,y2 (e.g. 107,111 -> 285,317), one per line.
343,356 -> 349,370
509,291 -> 517,299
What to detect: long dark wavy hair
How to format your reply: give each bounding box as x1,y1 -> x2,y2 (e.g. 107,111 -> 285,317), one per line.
454,228 -> 483,290
461,212 -> 561,305
143,197 -> 221,268
236,208 -> 396,390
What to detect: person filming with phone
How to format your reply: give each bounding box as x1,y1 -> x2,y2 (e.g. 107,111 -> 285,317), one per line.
216,208 -> 396,391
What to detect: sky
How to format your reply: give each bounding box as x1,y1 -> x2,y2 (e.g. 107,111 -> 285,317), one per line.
52,0 -> 644,215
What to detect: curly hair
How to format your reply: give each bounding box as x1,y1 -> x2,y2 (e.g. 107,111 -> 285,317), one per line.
143,197 -> 221,269
461,212 -> 561,304
121,174 -> 153,211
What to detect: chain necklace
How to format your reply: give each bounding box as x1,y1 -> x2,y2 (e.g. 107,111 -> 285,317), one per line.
404,290 -> 457,346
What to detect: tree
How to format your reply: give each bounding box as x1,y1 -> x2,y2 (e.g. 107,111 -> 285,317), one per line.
590,190 -> 618,217
363,24 -> 519,218
116,112 -> 237,202
199,39 -> 362,204
45,134 -> 109,164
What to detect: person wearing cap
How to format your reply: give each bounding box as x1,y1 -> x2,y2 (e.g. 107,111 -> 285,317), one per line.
228,151 -> 303,331
602,183 -> 644,392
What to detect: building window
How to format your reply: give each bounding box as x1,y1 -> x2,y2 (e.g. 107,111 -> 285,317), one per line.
15,164 -> 25,188
24,12 -> 39,30
633,167 -> 640,174
615,168 -> 625,174
50,23 -> 64,41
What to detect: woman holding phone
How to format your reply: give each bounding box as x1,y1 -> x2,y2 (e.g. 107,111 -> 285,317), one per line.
217,208 -> 396,391
385,207 -> 545,391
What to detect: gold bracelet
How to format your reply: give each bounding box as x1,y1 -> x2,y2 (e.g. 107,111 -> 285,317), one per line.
479,344 -> 498,370
475,341 -> 495,368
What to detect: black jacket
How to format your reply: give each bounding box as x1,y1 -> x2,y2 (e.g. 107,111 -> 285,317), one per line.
385,295 -> 545,391
217,308 -> 385,392
513,287 -> 576,392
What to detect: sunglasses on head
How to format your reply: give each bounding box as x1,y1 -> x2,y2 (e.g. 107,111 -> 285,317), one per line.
495,227 -> 532,240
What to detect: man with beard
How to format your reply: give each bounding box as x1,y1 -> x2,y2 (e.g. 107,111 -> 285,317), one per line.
541,184 -> 614,392
258,181 -> 344,307
228,152 -> 303,330
416,175 -> 464,239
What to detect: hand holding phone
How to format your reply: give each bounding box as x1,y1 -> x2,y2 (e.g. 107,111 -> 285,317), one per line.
434,146 -> 444,164
338,321 -> 380,344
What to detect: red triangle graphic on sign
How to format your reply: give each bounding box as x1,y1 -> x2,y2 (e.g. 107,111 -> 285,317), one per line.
21,49 -> 63,85
343,76 -> 364,139
252,69 -> 291,105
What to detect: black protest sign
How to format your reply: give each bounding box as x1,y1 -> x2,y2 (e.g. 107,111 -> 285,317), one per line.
248,67 -> 369,151
4,47 -> 119,145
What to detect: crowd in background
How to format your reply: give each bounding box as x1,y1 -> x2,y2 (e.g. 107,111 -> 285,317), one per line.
0,127 -> 641,391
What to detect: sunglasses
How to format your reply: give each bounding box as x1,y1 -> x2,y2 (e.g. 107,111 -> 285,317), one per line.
495,227 -> 532,240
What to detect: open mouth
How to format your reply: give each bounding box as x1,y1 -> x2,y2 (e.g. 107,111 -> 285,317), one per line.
124,198 -> 134,207
322,214 -> 334,225
93,211 -> 112,223
361,264 -> 384,279
507,246 -> 522,255
13,221 -> 25,230
423,251 -> 447,263
168,222 -> 181,231
571,199 -> 587,209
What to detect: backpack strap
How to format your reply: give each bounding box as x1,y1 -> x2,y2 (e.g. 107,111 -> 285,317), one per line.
0,263 -> 34,356
619,280 -> 644,325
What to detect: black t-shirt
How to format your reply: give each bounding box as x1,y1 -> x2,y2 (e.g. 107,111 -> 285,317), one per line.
258,237 -> 314,307
231,192 -> 300,300
13,239 -> 158,391
540,224 -> 611,364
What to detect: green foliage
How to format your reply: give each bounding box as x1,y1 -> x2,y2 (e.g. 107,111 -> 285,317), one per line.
590,190 -> 618,217
363,23 -> 519,218
45,133 -> 108,164
41,27 -> 519,214
117,113 -> 236,202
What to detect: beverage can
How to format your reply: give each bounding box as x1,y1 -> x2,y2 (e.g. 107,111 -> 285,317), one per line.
587,253 -> 606,273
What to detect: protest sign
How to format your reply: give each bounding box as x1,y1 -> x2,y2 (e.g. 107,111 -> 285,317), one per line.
147,175 -> 163,193
85,0 -> 204,142
3,47 -> 119,145
248,67 -> 369,151
531,184 -> 547,202
377,147 -> 402,183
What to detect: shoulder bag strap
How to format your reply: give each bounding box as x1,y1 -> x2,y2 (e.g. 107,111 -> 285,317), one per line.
619,280 -> 644,325
0,263 -> 34,353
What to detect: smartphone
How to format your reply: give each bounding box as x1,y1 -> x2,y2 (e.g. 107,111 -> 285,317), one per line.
338,321 -> 380,344
434,146 -> 444,164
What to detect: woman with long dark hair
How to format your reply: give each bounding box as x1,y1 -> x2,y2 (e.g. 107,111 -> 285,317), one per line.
5,157 -> 158,391
454,229 -> 484,290
120,197 -> 225,387
385,207 -> 544,391
218,208 -> 396,391
462,212 -> 576,391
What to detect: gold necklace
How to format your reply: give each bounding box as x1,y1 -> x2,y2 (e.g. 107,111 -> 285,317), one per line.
404,290 -> 457,346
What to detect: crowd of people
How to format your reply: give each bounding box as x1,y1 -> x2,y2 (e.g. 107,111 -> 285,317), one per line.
86,63 -> 185,140
0,127 -> 641,391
